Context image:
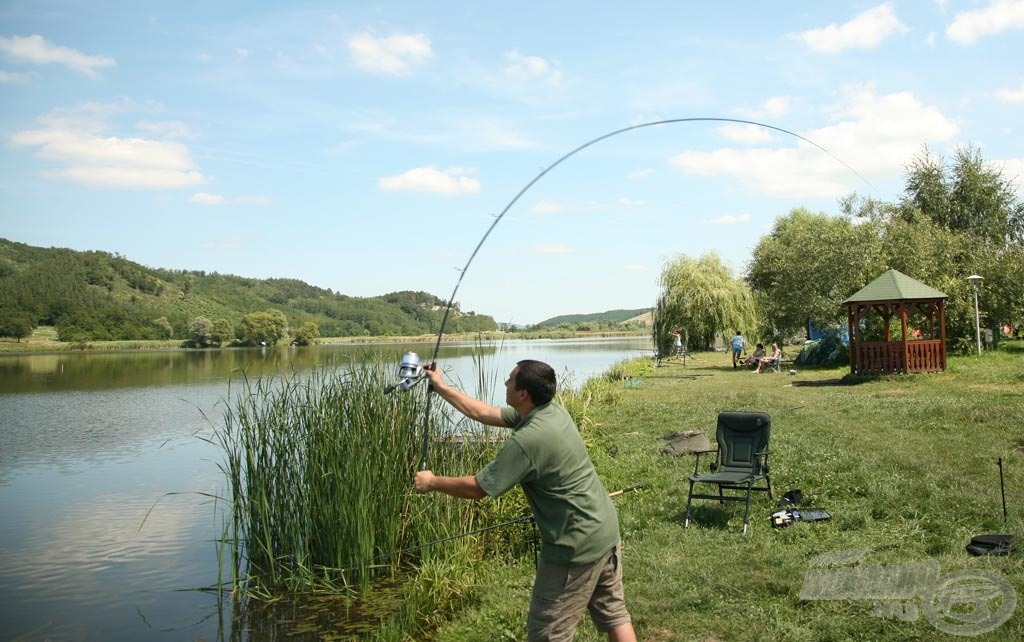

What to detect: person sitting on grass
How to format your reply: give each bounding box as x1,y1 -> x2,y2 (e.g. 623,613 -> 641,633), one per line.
742,343 -> 765,368
756,342 -> 782,373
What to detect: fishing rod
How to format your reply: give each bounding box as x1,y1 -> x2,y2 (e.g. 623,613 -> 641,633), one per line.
391,117 -> 876,471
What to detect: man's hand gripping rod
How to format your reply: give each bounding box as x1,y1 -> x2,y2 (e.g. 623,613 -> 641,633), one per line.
382,351 -> 434,470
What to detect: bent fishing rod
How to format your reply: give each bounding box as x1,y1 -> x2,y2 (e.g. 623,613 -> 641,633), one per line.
387,117 -> 875,470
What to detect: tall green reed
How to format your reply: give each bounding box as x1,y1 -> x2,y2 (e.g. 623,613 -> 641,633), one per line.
214,357 -> 525,597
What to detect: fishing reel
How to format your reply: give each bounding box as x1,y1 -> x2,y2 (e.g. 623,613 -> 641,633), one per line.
384,352 -> 427,394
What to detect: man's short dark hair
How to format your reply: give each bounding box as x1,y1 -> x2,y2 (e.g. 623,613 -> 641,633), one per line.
515,360 -> 557,405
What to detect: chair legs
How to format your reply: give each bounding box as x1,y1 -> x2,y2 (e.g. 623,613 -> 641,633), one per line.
685,476 -> 772,534
683,480 -> 694,527
742,480 -> 753,534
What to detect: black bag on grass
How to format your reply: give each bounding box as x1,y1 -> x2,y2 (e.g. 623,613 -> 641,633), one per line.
966,534 -> 1015,556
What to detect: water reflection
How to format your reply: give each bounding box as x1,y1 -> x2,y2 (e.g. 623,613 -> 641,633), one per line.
0,338 -> 649,395
0,336 -> 652,642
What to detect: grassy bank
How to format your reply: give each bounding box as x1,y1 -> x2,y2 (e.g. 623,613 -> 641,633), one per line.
432,345 -> 1023,641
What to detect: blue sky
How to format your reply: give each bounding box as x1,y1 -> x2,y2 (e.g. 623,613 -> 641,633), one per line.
1,1 -> 1022,325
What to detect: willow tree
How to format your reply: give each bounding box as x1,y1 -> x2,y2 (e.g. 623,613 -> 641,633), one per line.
654,251 -> 760,353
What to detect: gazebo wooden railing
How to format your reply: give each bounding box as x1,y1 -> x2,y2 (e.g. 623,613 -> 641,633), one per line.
850,339 -> 945,375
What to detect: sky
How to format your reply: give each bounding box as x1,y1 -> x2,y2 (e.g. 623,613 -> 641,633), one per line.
1,1 -> 1023,326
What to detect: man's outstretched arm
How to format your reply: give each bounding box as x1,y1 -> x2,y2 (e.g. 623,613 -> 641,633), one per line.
414,470 -> 487,500
423,367 -> 506,426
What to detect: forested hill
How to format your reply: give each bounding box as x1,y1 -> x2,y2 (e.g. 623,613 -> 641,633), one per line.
0,238 -> 497,343
534,308 -> 652,328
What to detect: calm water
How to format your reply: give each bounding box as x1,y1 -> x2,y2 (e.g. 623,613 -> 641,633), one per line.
0,337 -> 652,641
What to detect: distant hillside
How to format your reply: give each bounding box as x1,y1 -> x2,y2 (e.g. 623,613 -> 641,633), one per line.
534,308 -> 653,328
0,238 -> 497,342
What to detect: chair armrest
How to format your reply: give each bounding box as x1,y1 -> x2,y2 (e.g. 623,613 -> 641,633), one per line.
691,448 -> 718,475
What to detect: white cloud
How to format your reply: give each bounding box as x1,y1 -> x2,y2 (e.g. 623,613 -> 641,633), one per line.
947,0 -> 1024,44
0,69 -> 33,83
348,32 -> 431,75
0,34 -> 115,77
503,50 -> 562,84
735,96 -> 791,119
41,164 -> 205,189
628,168 -> 654,179
378,166 -> 481,195
190,193 -> 267,205
993,158 -> 1024,190
9,103 -> 208,189
668,84 -> 960,198
533,244 -> 572,255
797,3 -> 910,53
717,123 -> 774,144
995,82 -> 1024,103
530,200 -> 566,214
191,192 -> 225,204
707,214 -> 752,225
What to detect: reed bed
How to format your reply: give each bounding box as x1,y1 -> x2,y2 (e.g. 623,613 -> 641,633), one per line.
213,359 -> 528,601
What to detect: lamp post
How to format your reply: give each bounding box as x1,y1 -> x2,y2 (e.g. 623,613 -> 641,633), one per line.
967,274 -> 984,355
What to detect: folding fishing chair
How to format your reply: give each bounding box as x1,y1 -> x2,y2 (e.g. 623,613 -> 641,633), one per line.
684,411 -> 773,534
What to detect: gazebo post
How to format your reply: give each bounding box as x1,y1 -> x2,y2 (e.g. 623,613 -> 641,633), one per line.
900,302 -> 910,373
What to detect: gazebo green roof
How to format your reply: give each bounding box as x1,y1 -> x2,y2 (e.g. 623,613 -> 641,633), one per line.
843,269 -> 948,304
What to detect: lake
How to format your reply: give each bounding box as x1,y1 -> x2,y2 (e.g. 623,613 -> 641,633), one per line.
0,336 -> 652,641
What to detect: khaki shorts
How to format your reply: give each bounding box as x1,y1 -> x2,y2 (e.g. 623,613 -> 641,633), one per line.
526,541 -> 631,642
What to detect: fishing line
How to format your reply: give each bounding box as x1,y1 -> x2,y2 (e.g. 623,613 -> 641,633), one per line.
417,117 -> 876,471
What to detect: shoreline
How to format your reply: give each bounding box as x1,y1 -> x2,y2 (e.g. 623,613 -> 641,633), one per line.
0,328 -> 651,355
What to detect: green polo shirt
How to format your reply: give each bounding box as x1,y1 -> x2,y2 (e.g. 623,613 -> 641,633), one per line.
475,402 -> 619,565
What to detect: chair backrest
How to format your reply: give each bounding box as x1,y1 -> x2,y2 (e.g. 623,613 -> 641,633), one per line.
715,411 -> 771,474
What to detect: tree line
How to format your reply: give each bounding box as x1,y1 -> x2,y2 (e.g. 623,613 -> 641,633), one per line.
654,146 -> 1024,356
0,242 -> 497,344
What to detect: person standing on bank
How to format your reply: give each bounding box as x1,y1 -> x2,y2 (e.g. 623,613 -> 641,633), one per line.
414,360 -> 637,642
729,330 -> 746,368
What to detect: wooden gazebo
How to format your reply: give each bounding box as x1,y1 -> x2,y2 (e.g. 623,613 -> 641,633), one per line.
843,269 -> 948,375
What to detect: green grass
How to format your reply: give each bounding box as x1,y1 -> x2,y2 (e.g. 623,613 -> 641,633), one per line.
212,343 -> 1024,641
432,344 -> 1024,642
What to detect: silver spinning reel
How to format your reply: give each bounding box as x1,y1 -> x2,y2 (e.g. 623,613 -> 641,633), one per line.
384,352 -> 426,394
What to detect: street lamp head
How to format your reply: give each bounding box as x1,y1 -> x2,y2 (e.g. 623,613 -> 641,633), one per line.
967,274 -> 984,288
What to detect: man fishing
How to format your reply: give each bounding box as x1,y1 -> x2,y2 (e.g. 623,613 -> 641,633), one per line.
414,359 -> 637,642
